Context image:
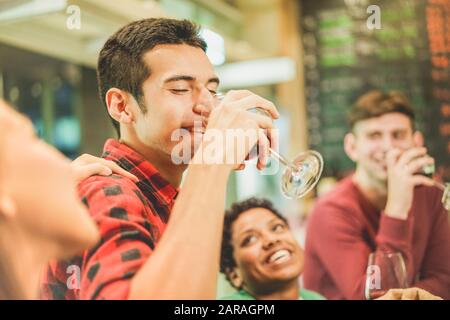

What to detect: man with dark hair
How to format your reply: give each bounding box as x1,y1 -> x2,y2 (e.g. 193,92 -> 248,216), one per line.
303,90 -> 450,299
41,18 -> 279,300
96,19 -> 209,136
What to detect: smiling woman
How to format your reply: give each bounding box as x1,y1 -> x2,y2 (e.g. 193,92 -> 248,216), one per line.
219,197 -> 325,300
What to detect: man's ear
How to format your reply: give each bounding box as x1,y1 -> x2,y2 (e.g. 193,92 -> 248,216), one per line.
105,88 -> 135,125
344,132 -> 358,162
412,131 -> 424,147
0,193 -> 16,219
225,267 -> 244,290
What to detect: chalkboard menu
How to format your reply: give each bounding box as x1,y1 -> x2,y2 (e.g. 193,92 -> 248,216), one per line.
300,0 -> 450,180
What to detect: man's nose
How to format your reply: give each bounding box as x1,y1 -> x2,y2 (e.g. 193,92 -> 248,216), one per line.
192,87 -> 214,117
381,135 -> 395,152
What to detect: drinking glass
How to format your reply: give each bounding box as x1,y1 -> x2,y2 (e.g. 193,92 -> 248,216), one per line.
365,252 -> 408,300
214,93 -> 324,199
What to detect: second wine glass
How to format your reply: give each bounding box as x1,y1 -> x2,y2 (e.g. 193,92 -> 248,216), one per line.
365,252 -> 409,300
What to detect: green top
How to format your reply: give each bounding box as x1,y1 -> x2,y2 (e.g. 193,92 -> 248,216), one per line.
220,288 -> 326,300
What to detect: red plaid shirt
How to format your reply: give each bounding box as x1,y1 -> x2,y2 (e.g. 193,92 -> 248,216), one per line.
41,139 -> 178,300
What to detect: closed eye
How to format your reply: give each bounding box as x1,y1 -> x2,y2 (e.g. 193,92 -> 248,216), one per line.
170,89 -> 191,94
367,132 -> 382,139
393,131 -> 407,140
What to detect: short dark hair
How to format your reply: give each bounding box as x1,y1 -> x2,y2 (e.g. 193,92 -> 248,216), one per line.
220,197 -> 288,287
347,90 -> 416,131
97,18 -> 207,136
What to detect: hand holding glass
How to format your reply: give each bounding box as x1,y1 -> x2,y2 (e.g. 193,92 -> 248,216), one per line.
214,93 -> 324,199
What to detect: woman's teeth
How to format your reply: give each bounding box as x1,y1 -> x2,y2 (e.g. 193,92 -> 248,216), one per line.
268,249 -> 291,264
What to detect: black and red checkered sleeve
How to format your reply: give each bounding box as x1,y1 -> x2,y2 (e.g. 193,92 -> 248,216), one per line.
77,175 -> 163,300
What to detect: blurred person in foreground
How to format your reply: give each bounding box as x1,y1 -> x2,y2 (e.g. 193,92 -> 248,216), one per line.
0,99 -> 137,300
303,90 -> 450,299
219,198 -> 442,300
0,100 -> 100,299
42,18 -> 278,299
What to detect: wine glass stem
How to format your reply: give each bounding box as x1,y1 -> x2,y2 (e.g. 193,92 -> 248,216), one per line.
268,148 -> 298,172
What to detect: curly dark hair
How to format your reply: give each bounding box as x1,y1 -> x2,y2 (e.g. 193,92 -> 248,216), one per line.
220,197 -> 288,287
97,18 -> 207,136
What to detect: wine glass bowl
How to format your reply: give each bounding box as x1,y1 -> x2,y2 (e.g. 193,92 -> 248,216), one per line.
365,252 -> 409,300
281,150 -> 324,199
246,106 -> 324,199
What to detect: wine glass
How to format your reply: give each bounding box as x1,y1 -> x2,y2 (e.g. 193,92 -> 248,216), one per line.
365,252 -> 409,300
417,163 -> 449,210
389,153 -> 449,210
214,93 -> 324,199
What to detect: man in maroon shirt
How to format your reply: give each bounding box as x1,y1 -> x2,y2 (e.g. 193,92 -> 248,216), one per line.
303,90 -> 450,300
41,18 -> 279,299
